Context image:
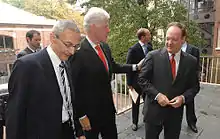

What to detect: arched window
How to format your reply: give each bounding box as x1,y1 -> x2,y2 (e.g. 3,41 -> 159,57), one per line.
0,35 -> 13,49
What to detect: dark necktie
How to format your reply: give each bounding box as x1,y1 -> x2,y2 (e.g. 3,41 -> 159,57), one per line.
95,44 -> 108,71
170,54 -> 176,79
144,44 -> 148,56
59,62 -> 73,123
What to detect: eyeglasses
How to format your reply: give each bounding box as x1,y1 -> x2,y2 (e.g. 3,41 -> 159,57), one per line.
57,38 -> 80,50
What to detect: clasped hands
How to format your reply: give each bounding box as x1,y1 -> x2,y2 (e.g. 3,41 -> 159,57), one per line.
156,93 -> 184,108
79,115 -> 91,131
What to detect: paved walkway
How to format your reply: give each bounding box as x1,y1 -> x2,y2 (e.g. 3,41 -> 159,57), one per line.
116,83 -> 220,139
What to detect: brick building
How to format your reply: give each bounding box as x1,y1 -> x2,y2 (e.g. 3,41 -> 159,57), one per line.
213,0 -> 220,55
0,2 -> 56,77
179,0 -> 219,56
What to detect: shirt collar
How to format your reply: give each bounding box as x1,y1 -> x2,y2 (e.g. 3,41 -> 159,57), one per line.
138,40 -> 145,47
46,45 -> 61,68
168,49 -> 181,58
27,46 -> 35,53
86,36 -> 98,49
181,41 -> 187,52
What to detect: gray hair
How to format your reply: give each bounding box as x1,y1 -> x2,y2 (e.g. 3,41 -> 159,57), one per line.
83,7 -> 110,32
52,20 -> 80,38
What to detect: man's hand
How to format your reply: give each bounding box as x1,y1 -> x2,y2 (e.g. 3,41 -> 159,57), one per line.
157,93 -> 170,107
169,96 -> 184,108
137,58 -> 145,70
79,116 -> 91,131
78,136 -> 86,139
128,86 -> 133,90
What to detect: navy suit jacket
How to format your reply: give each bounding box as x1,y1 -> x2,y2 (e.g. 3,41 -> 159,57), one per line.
6,48 -> 83,139
126,42 -> 153,93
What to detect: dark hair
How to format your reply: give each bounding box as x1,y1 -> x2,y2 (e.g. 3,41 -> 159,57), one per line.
137,28 -> 148,40
26,30 -> 40,41
167,22 -> 187,38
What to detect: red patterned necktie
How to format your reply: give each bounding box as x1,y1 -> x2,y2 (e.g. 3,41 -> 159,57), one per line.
95,44 -> 108,71
170,54 -> 176,79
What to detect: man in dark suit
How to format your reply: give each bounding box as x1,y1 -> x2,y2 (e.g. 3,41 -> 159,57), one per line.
126,28 -> 153,131
6,20 -> 85,139
182,41 -> 200,133
69,7 -> 143,139
139,22 -> 200,139
17,30 -> 41,58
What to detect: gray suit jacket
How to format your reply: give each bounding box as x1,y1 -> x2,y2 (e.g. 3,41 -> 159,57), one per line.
139,47 -> 200,125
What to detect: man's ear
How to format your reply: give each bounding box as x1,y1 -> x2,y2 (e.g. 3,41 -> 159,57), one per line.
26,37 -> 31,43
50,32 -> 56,43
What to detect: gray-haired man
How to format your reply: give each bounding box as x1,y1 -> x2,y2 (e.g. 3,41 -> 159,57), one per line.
6,20 -> 85,139
69,7 -> 143,139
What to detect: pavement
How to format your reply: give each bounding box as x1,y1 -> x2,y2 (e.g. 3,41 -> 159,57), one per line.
116,83 -> 220,139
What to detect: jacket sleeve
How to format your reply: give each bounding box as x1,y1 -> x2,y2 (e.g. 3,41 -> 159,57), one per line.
105,45 -> 133,73
6,60 -> 29,139
138,52 -> 160,101
126,48 -> 135,86
182,57 -> 200,103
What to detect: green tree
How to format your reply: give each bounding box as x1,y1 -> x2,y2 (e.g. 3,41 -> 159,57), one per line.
84,0 -> 205,63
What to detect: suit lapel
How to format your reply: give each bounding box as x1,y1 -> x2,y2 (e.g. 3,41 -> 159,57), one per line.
161,48 -> 173,83
82,39 -> 110,74
173,51 -> 186,84
99,43 -> 111,73
136,43 -> 145,58
40,48 -> 62,99
64,62 -> 76,102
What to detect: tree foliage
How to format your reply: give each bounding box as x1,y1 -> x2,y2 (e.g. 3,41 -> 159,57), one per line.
83,0 -> 205,63
2,0 -> 83,31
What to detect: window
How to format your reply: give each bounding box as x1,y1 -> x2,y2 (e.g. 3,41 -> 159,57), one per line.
0,35 -> 13,49
217,27 -> 220,49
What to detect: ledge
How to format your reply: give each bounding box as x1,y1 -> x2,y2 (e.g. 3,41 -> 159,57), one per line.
215,48 -> 220,51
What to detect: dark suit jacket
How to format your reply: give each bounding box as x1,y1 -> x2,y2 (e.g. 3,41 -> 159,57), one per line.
138,48 -> 200,125
186,44 -> 201,93
186,44 -> 200,72
126,42 -> 153,93
6,48 -> 83,139
68,38 -> 133,124
17,47 -> 34,59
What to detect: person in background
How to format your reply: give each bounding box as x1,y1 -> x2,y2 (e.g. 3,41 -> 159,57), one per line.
182,41 -> 200,133
126,28 -> 152,131
17,30 -> 41,58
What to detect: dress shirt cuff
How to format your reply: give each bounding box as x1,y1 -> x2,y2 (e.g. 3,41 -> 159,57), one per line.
155,93 -> 160,100
79,115 -> 87,120
181,95 -> 185,104
132,64 -> 137,71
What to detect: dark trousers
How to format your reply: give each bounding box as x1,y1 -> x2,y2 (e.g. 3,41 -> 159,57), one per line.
0,120 -> 4,139
132,95 -> 140,125
186,99 -> 197,125
145,111 -> 183,139
132,86 -> 144,125
85,115 -> 117,139
62,120 -> 75,139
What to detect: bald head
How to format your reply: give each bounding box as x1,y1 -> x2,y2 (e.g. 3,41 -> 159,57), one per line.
137,28 -> 151,44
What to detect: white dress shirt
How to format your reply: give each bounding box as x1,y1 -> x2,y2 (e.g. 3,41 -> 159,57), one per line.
27,46 -> 36,53
181,42 -> 187,52
47,46 -> 73,123
139,40 -> 147,54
